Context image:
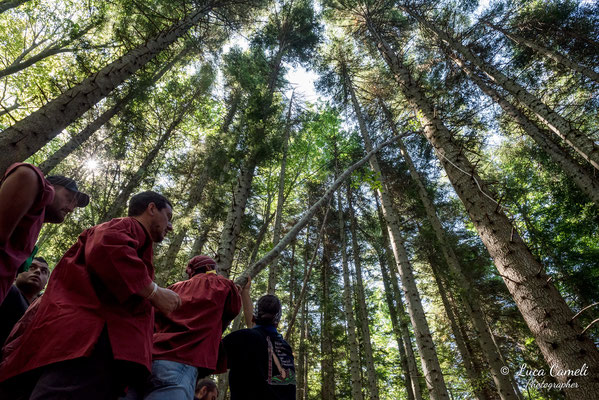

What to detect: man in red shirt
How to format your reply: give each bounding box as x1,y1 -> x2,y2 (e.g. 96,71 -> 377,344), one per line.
0,191 -> 181,400
0,162 -> 89,304
125,255 -> 241,400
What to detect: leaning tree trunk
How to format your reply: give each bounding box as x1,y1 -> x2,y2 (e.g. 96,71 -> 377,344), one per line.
380,101 -> 520,399
401,8 -> 599,171
443,57 -> 599,206
336,188 -> 364,400
320,231 -> 336,400
377,246 -> 417,400
0,0 -> 29,14
368,22 -> 599,399
428,255 -> 496,400
268,94 -> 294,294
485,21 -> 599,84
346,185 -> 380,400
0,5 -> 213,174
346,76 -> 450,400
39,48 -> 189,174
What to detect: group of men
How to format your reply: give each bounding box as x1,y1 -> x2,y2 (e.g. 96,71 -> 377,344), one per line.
0,162 -> 296,400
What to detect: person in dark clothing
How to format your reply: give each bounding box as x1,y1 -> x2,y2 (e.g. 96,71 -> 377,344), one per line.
0,257 -> 50,349
222,280 -> 296,400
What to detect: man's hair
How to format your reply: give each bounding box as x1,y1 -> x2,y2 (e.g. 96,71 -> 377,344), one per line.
32,256 -> 48,265
196,378 -> 217,394
254,295 -> 282,326
128,191 -> 172,217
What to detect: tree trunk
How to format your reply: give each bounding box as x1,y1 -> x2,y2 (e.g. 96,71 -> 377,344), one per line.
369,23 -> 599,399
377,246 -> 417,400
285,203 -> 331,341
296,284 -> 308,400
215,157 -> 257,278
347,77 -> 449,400
445,53 -> 599,205
486,21 -> 599,84
320,231 -> 336,400
0,0 -> 29,14
346,185 -> 379,400
0,6 -> 213,174
188,223 -> 211,258
235,136 -> 402,287
403,9 -> 599,171
268,94 -> 294,294
39,48 -> 188,174
337,189 -> 364,400
380,102 -> 520,400
429,256 -> 496,400
379,210 -> 424,400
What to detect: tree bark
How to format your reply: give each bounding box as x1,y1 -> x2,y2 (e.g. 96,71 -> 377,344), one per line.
215,157 -> 257,278
347,77 -> 450,400
346,185 -> 379,400
368,23 -> 599,399
402,9 -> 599,171
320,230 -> 336,400
486,21 -> 599,84
268,94 -> 294,294
0,5 -> 213,174
445,57 -> 599,206
0,0 -> 29,14
39,48 -> 188,174
337,188 -> 364,400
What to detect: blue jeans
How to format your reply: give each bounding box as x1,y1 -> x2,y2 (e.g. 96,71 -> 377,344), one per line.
124,360 -> 198,400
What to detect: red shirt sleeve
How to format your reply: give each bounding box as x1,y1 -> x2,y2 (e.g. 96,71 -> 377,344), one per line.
84,221 -> 153,303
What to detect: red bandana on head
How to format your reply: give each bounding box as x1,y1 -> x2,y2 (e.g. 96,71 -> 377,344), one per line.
187,255 -> 217,277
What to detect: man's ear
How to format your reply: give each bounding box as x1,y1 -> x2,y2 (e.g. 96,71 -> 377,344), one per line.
198,386 -> 207,398
147,202 -> 157,216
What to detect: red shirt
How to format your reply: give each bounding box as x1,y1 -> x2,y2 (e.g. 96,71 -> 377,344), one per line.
0,163 -> 54,304
152,273 -> 241,370
0,217 -> 155,382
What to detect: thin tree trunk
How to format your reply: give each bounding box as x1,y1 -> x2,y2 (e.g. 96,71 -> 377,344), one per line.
347,77 -> 449,400
296,282 -> 307,400
268,94 -> 294,294
0,5 -> 213,174
285,203 -> 331,341
369,23 -> 599,399
39,48 -> 188,174
445,53 -> 599,205
486,21 -> 599,84
377,245 -> 416,400
380,102 -> 520,400
346,185 -> 379,400
320,231 -> 336,400
189,223 -> 211,258
0,0 -> 29,14
337,187 -> 364,400
402,9 -> 599,171
235,135 -> 403,287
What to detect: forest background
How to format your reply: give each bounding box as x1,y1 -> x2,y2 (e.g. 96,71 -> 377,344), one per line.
0,0 -> 598,399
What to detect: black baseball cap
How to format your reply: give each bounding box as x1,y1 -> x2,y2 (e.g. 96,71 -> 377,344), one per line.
46,175 -> 90,207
